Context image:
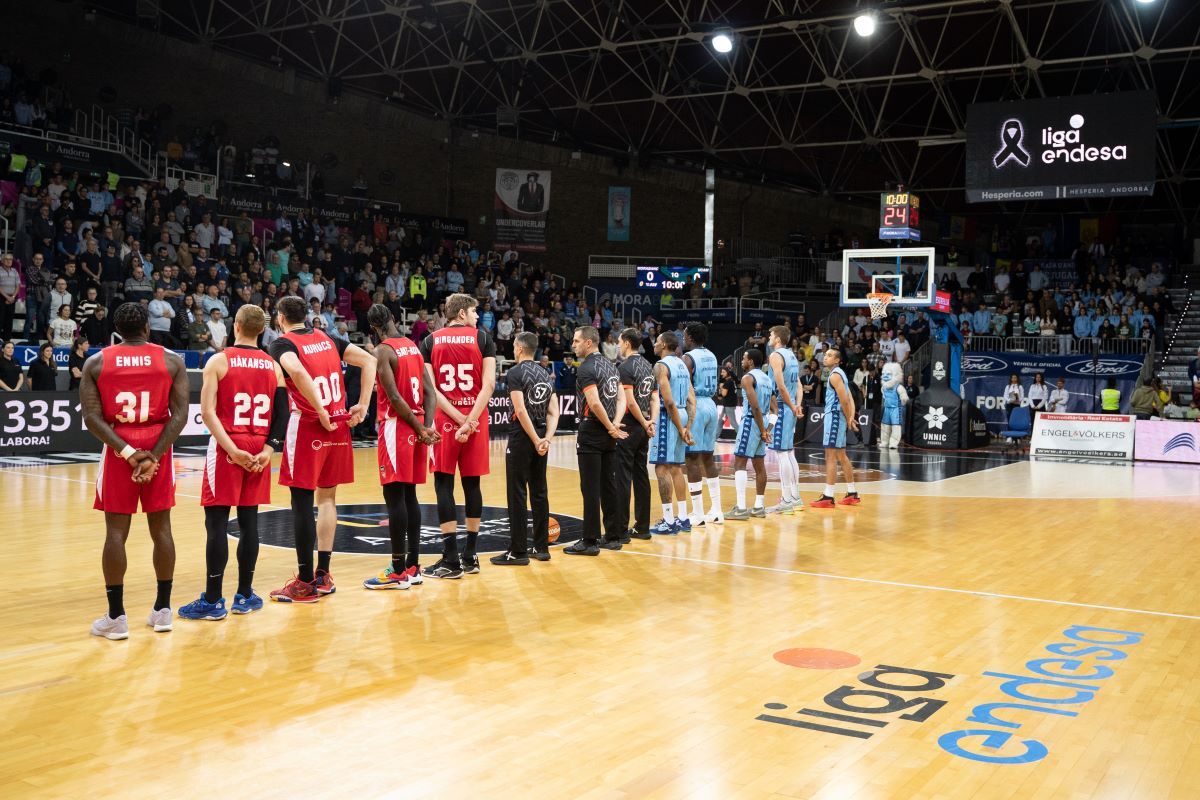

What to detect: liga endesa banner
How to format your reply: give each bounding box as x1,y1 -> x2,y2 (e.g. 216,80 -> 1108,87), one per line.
962,351 -> 1142,430
1030,413 -> 1135,459
1134,420 -> 1200,464
0,392 -> 210,455
494,168 -> 550,252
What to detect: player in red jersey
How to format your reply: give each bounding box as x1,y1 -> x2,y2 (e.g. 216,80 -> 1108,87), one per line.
268,295 -> 377,603
420,292 -> 496,579
179,305 -> 324,619
81,302 -> 190,640
362,304 -> 440,590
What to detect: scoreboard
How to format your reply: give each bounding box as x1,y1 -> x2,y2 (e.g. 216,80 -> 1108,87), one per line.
879,192 -> 921,241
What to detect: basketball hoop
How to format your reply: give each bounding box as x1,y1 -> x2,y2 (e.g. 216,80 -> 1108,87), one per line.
866,291 -> 893,320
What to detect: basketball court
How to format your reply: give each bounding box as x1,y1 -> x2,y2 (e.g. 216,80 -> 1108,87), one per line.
3,436 -> 1198,799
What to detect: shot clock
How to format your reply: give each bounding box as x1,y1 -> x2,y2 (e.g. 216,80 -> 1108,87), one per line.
878,192 -> 921,241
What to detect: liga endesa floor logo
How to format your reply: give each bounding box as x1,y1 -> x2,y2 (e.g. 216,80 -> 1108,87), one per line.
232,503 -> 582,555
762,625 -> 1142,765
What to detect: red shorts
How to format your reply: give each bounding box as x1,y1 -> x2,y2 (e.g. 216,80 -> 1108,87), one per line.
280,413 -> 354,490
377,417 -> 429,485
93,425 -> 176,515
201,433 -> 272,507
430,410 -> 490,477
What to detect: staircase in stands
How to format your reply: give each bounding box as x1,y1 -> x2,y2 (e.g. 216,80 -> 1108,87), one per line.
1157,283 -> 1199,399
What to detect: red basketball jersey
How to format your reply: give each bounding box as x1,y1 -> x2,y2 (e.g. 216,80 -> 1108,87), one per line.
376,336 -> 425,422
216,346 -> 278,436
425,325 -> 486,412
97,342 -> 172,432
279,328 -> 347,417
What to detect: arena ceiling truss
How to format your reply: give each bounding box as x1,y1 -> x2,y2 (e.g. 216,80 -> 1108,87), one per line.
95,0 -> 1200,220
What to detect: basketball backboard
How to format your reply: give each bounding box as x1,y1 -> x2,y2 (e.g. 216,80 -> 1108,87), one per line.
841,247 -> 936,307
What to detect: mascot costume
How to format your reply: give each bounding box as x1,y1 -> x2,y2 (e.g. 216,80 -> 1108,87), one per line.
880,361 -> 907,449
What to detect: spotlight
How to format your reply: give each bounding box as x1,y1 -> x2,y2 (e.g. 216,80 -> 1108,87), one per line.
711,33 -> 734,53
853,13 -> 877,37
282,161 -> 291,167
1133,0 -> 1157,5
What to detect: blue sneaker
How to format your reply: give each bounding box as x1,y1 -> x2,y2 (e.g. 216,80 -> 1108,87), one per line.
651,519 -> 677,536
675,518 -> 692,534
178,595 -> 228,621
231,592 -> 264,615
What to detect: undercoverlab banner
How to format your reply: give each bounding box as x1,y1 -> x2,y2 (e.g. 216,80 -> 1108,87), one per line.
607,186 -> 631,241
494,168 -> 550,252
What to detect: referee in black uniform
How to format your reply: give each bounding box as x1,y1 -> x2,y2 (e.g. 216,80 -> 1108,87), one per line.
564,326 -> 627,555
492,332 -> 558,566
616,328 -> 655,541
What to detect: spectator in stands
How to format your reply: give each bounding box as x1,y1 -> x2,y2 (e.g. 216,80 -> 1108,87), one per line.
68,338 -> 89,391
1129,380 -> 1161,420
408,265 -> 427,311
1116,314 -> 1133,339
865,341 -> 885,372
904,374 -> 921,403
148,288 -> 176,346
1190,346 -> 1200,405
28,343 -> 57,391
81,305 -> 112,347
47,277 -> 71,322
745,322 -> 767,351
893,332 -> 911,364
206,308 -> 227,351
1028,264 -> 1048,295
0,253 -> 20,340
718,366 -> 740,429
1055,309 -> 1074,355
0,341 -> 24,391
124,262 -> 154,304
993,267 -> 1010,295
1003,374 -> 1025,424
48,304 -> 77,348
74,287 -> 102,325
601,330 -> 619,362
1027,373 -> 1049,419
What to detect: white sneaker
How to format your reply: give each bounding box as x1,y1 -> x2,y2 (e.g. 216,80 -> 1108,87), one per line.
90,614 -> 129,640
765,502 -> 790,514
705,512 -> 725,525
147,608 -> 173,633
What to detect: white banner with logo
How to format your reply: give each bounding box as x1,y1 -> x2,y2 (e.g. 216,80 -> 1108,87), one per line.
1030,412 -> 1135,459
1134,420 -> 1200,464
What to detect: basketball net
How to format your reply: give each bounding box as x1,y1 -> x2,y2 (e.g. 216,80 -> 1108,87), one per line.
866,291 -> 893,320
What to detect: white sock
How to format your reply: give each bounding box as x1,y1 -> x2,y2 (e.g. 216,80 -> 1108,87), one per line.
754,494 -> 765,509
847,483 -> 857,495
676,500 -> 689,522
789,453 -> 802,501
706,477 -> 722,516
735,470 -> 748,508
661,504 -> 675,524
824,484 -> 835,498
777,454 -> 795,502
689,482 -> 704,520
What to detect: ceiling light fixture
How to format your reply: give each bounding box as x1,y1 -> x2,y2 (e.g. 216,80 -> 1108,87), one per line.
853,13 -> 877,37
711,33 -> 734,53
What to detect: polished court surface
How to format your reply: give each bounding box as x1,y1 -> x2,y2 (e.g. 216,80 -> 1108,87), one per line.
3,437 -> 1199,799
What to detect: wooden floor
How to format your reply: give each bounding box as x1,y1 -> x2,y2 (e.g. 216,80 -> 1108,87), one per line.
3,438 -> 1199,799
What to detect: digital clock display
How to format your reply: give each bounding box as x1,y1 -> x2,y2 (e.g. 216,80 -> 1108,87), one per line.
879,192 -> 920,228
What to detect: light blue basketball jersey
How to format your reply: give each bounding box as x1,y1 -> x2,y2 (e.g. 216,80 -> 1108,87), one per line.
825,367 -> 848,418
688,347 -> 719,398
659,355 -> 692,410
773,347 -> 801,407
743,367 -> 775,416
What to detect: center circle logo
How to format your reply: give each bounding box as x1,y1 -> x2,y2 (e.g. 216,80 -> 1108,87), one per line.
230,503 -> 584,555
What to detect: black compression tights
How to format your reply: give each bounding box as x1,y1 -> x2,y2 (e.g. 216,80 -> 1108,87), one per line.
290,488 -> 316,582
203,505 -> 260,601
382,482 -> 423,569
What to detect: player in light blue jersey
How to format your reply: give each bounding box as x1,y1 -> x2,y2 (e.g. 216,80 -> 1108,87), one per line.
682,323 -> 724,525
728,348 -> 773,520
765,325 -> 804,514
810,347 -> 860,508
648,331 -> 695,534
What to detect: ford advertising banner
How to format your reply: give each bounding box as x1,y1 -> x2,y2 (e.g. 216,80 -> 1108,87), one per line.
965,91 -> 1156,203
962,351 -> 1143,430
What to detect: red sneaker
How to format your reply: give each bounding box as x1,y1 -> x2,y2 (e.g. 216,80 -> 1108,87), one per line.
404,565 -> 423,586
313,570 -> 337,595
270,576 -> 320,603
809,496 -> 836,509
838,494 -> 862,506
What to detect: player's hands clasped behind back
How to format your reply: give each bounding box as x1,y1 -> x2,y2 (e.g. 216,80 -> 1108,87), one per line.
416,425 -> 441,446
455,418 -> 479,442
317,407 -> 336,432
347,403 -> 369,428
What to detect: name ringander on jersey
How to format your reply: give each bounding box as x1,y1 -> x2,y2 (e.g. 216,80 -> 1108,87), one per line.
437,336 -> 478,345
301,340 -> 333,355
115,356 -> 152,367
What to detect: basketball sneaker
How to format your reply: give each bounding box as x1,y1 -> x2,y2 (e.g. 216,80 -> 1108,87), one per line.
628,528 -> 652,540
462,554 -> 480,574
231,593 -> 264,614
147,607 -> 174,632
90,614 -> 129,640
404,565 -> 424,585
651,520 -> 677,535
490,551 -> 530,566
270,576 -> 321,603
766,502 -> 790,515
363,567 -> 410,589
313,570 -> 336,595
809,496 -> 836,508
563,540 -> 600,556
787,500 -> 804,513
750,506 -> 766,518
675,518 -> 692,534
423,559 -> 464,580
618,531 -> 633,544
599,538 -> 623,550
705,512 -> 725,525
839,493 -> 862,506
178,595 -> 228,621
530,549 -> 551,562
726,506 -> 750,520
